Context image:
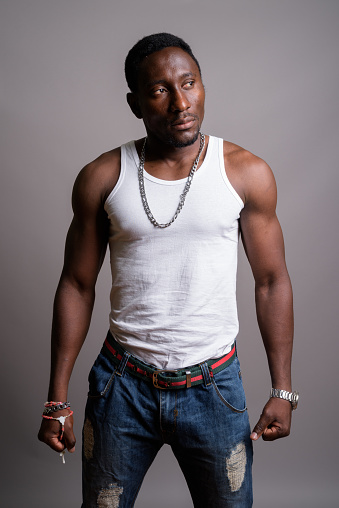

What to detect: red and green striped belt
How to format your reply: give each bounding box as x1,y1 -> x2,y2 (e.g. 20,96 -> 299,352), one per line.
102,332 -> 236,390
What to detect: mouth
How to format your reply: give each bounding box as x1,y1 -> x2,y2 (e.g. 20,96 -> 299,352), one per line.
171,115 -> 197,130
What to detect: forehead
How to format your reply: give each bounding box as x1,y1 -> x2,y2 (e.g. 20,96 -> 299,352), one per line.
137,47 -> 200,89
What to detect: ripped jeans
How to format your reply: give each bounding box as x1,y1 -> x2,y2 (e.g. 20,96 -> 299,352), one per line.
82,339 -> 253,507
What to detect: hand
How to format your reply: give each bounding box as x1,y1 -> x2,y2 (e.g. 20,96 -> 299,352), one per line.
250,397 -> 292,441
38,410 -> 76,453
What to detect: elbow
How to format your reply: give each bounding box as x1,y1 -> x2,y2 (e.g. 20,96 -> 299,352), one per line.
255,270 -> 292,297
56,273 -> 96,301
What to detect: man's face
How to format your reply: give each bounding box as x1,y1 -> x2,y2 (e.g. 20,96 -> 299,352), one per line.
130,47 -> 205,148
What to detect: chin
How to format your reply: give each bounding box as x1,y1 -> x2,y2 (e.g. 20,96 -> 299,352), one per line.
167,128 -> 201,148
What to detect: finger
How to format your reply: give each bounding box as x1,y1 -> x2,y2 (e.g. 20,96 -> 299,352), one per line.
63,427 -> 76,453
262,420 -> 290,441
250,414 -> 271,441
63,414 -> 76,452
38,421 -> 65,452
39,431 -> 66,452
50,436 -> 68,452
262,426 -> 279,441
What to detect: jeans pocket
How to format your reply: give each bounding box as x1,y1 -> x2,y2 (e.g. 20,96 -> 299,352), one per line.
211,358 -> 247,413
87,352 -> 117,398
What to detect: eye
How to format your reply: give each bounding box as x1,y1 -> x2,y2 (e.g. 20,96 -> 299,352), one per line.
183,80 -> 194,89
152,87 -> 167,96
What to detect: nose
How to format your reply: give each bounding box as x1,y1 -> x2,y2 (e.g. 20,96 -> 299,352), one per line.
170,89 -> 190,112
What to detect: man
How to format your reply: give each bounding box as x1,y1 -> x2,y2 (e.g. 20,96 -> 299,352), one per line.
38,33 -> 297,507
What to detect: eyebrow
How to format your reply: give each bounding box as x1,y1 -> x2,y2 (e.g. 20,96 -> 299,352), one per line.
145,72 -> 196,88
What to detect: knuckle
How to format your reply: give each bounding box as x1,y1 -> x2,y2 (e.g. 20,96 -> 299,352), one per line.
38,428 -> 50,443
262,409 -> 273,421
282,428 -> 290,437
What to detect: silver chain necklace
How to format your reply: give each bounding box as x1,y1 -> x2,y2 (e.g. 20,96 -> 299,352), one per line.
138,132 -> 205,228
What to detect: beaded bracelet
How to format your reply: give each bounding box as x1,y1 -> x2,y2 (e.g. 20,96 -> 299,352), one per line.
42,410 -> 73,441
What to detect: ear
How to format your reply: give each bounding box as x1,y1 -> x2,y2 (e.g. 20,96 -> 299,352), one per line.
127,92 -> 142,119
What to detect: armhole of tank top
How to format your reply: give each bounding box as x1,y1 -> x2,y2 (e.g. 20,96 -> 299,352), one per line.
104,144 -> 126,209
218,138 -> 244,209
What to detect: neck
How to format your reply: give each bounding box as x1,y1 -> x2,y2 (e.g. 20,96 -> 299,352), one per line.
144,132 -> 202,165
138,132 -> 206,182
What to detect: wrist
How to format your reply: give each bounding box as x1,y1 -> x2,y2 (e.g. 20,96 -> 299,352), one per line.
48,379 -> 70,402
48,389 -> 68,401
43,401 -> 70,414
270,387 -> 299,410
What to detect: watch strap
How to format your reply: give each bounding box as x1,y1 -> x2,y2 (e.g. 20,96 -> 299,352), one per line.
270,388 -> 299,410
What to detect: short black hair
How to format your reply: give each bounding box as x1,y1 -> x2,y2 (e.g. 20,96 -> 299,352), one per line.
125,32 -> 201,92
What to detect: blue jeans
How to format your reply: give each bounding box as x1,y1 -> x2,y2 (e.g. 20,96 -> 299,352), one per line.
82,341 -> 253,507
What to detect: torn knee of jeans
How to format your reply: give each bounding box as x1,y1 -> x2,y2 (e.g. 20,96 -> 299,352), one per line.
225,442 -> 247,492
83,418 -> 94,461
97,483 -> 123,508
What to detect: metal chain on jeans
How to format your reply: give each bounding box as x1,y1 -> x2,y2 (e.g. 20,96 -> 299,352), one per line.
138,132 -> 205,228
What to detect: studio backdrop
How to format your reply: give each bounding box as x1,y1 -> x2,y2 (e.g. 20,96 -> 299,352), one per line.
1,1 -> 338,506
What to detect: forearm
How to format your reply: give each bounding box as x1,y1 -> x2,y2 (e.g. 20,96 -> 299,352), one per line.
48,276 -> 95,401
255,271 -> 293,391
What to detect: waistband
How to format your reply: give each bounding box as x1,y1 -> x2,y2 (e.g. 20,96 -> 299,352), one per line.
101,331 -> 237,390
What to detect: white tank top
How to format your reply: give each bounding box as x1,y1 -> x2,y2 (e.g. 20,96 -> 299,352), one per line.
104,136 -> 244,369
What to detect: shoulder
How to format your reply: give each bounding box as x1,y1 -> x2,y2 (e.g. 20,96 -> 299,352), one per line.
222,140 -> 276,210
72,147 -> 121,213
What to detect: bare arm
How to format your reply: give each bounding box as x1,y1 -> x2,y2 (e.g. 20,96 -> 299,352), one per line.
236,153 -> 294,441
38,151 -> 119,453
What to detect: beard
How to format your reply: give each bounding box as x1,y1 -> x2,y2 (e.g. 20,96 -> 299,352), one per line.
166,123 -> 201,148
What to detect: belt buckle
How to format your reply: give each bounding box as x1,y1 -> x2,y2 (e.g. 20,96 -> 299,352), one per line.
152,369 -> 178,389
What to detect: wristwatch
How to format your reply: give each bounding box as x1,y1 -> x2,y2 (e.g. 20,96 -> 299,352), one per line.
270,388 -> 299,410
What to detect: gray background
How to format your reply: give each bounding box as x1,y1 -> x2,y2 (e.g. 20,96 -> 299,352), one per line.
1,0 -> 338,506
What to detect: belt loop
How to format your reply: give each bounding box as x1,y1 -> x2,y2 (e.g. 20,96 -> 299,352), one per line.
200,361 -> 212,387
116,351 -> 131,377
186,371 -> 192,388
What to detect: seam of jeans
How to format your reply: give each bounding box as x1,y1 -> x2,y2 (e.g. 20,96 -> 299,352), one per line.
159,392 -> 178,436
211,379 -> 247,413
159,389 -> 163,434
173,392 -> 178,432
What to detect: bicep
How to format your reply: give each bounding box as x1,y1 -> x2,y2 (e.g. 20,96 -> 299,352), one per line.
241,210 -> 287,284
240,165 -> 287,283
62,212 -> 108,289
61,169 -> 109,290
